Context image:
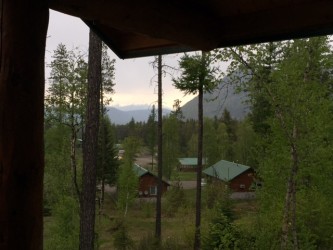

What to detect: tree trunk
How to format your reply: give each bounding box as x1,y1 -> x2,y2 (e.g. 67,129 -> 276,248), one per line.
100,73 -> 105,206
101,177 -> 105,206
155,55 -> 163,240
71,127 -> 81,200
281,125 -> 299,250
194,53 -> 204,249
0,1 -> 48,249
79,30 -> 102,250
281,167 -> 293,249
290,125 -> 299,250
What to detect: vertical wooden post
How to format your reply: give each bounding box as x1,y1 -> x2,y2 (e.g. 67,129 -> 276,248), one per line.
0,1 -> 49,249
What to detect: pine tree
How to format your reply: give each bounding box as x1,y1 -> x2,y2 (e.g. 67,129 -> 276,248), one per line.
147,105 -> 157,170
97,115 -> 119,205
173,51 -> 220,250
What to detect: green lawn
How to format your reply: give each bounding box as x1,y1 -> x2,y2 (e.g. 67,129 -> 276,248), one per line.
172,171 -> 197,181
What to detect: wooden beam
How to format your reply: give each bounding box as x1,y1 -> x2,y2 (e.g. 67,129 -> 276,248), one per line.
213,1 -> 333,47
83,21 -> 193,58
49,0 -> 333,58
49,0 -> 219,50
0,1 -> 49,249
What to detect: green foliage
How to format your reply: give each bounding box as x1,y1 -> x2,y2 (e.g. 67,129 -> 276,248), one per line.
97,115 -> 119,186
117,137 -> 140,216
141,201 -> 154,218
173,52 -> 220,95
136,233 -> 160,250
44,124 -> 84,210
100,43 -> 116,112
136,233 -> 184,250
44,43 -> 86,203
113,223 -> 134,250
203,211 -> 255,250
204,182 -> 233,220
45,43 -> 87,126
203,117 -> 220,166
44,196 -> 80,250
219,36 -> 333,248
117,162 -> 138,216
146,105 -> 157,170
44,115 -> 82,250
186,133 -> 198,157
233,118 -> 258,167
164,178 -> 186,217
122,136 -> 141,164
162,113 -> 180,179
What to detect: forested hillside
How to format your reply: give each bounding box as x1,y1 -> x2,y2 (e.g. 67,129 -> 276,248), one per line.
181,79 -> 249,120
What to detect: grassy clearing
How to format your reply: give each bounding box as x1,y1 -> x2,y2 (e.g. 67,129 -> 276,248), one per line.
44,187 -> 258,249
172,171 -> 197,181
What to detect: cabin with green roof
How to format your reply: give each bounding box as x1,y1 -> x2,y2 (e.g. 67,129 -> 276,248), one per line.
133,164 -> 170,197
203,160 -> 255,192
177,158 -> 206,172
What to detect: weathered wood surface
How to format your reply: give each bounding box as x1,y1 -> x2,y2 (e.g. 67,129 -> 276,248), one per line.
0,1 -> 49,249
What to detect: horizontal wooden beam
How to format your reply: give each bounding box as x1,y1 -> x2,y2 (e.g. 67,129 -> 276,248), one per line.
49,0 -> 333,58
213,1 -> 333,47
49,0 -> 219,51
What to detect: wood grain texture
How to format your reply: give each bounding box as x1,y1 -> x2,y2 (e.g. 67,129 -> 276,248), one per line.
0,1 -> 48,249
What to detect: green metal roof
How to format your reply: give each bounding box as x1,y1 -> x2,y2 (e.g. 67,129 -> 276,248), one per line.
178,158 -> 206,166
132,163 -> 170,185
203,160 -> 250,181
133,163 -> 149,177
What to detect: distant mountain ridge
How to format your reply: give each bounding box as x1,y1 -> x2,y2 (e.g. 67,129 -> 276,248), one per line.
107,76 -> 250,125
107,106 -> 171,125
180,81 -> 250,120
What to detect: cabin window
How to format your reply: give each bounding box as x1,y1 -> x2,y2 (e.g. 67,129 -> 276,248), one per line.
149,186 -> 157,195
240,184 -> 245,189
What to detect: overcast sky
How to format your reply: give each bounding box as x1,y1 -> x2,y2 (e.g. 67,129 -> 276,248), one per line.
46,10 -> 195,109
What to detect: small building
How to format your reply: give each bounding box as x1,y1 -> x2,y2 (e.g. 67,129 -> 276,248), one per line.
177,158 -> 206,172
133,164 -> 170,197
203,160 -> 255,192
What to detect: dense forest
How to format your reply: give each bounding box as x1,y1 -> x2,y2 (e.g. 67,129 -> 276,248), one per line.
44,36 -> 333,249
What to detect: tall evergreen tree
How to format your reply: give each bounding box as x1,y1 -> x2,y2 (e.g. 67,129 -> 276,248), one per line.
162,113 -> 180,179
203,118 -> 220,166
220,109 -> 238,161
97,115 -> 119,205
147,105 -> 157,170
173,51 -> 220,250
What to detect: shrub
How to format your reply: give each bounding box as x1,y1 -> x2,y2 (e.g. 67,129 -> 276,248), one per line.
164,180 -> 185,217
202,211 -> 255,250
44,196 -> 80,250
113,224 -> 134,250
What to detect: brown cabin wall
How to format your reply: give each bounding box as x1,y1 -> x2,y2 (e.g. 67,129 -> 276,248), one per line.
138,174 -> 168,197
229,169 -> 255,192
